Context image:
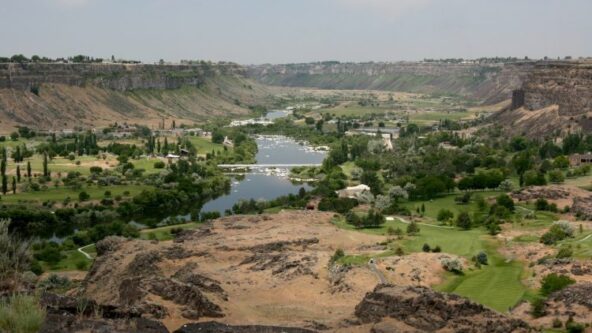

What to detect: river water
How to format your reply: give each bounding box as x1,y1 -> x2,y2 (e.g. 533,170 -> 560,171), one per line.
200,134 -> 326,215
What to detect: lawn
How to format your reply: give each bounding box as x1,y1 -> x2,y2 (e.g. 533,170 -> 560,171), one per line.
41,248 -> 91,271
333,209 -> 529,312
187,136 -> 227,155
1,184 -> 150,204
436,242 -> 527,312
400,191 -> 503,222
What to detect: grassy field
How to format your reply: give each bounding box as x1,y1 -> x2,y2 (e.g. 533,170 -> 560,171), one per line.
436,244 -> 526,312
1,184 -> 150,204
40,248 -> 91,271
334,216 -> 527,311
187,136 -> 227,155
400,191 -> 503,222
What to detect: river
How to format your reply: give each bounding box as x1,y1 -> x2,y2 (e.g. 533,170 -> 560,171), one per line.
200,134 -> 326,215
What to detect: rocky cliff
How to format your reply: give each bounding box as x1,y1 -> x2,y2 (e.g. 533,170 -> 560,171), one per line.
0,63 -> 272,132
248,62 -> 531,103
495,60 -> 592,137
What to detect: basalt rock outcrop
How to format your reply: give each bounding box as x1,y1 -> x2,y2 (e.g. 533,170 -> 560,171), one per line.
353,284 -> 532,333
496,60 -> 592,137
0,62 -> 243,91
248,61 -> 531,103
0,62 -> 269,131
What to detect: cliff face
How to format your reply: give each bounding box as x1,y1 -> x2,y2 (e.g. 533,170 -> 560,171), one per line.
0,63 -> 271,132
495,61 -> 592,137
248,62 -> 531,103
517,61 -> 592,116
0,63 -> 243,91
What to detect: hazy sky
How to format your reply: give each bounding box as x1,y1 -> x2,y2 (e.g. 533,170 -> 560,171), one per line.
1,0 -> 590,64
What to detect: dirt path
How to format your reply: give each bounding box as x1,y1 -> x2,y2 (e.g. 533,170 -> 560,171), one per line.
78,244 -> 94,260
388,216 -> 455,229
368,260 -> 387,284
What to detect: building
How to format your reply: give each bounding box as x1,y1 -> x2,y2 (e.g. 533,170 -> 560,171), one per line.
569,153 -> 592,167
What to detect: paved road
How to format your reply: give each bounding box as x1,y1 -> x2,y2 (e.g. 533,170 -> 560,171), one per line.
368,260 -> 387,284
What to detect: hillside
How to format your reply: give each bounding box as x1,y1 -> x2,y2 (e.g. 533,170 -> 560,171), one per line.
0,63 -> 273,132
494,60 -> 592,137
247,62 -> 531,104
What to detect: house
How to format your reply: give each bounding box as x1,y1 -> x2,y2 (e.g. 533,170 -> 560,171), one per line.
569,153 -> 592,167
336,184 -> 371,199
223,136 -> 234,147
166,153 -> 180,163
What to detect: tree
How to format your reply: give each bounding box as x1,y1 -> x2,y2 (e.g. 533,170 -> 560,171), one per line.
78,191 -> 90,201
406,220 -> 420,235
437,209 -> 454,222
496,194 -> 515,212
42,152 -> 49,178
547,169 -> 565,183
456,211 -> 472,230
304,117 -> 315,125
388,186 -> 408,202
540,273 -> 575,296
16,165 -> 20,182
476,251 -> 488,265
422,243 -> 431,252
498,179 -> 514,192
11,177 -> 16,194
26,161 -> 31,178
1,175 -> 7,195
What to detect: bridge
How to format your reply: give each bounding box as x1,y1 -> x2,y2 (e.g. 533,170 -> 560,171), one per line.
218,163 -> 322,169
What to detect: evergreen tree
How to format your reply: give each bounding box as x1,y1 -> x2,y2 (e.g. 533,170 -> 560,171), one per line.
1,175 -> 7,195
11,177 -> 16,194
27,161 -> 31,178
16,165 -> 20,182
43,152 -> 49,177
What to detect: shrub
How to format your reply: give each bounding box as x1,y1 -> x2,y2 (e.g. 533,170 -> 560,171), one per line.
540,273 -> 575,296
432,245 -> 442,253
476,251 -> 488,265
38,274 -> 71,291
89,166 -> 102,174
540,221 -> 575,245
78,191 -> 90,201
154,161 -> 166,169
0,294 -> 46,333
530,298 -> 546,318
422,243 -> 431,252
556,245 -> 573,259
406,221 -> 420,235
437,209 -> 454,222
330,249 -> 345,265
441,258 -> 463,273
496,194 -> 515,212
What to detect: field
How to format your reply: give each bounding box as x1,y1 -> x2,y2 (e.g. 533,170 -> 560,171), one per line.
186,136 -> 227,154
139,222 -> 202,241
436,242 -> 526,312
1,184 -> 149,204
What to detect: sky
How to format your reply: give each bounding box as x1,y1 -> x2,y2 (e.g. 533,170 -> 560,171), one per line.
1,0 -> 591,64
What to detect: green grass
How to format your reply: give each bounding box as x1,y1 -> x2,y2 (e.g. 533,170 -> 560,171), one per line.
139,222 -> 201,241
436,243 -> 526,312
408,110 -> 473,125
187,136 -> 227,155
1,184 -> 150,204
333,206 -> 530,312
0,294 -> 45,333
400,191 -> 503,221
40,249 -> 91,271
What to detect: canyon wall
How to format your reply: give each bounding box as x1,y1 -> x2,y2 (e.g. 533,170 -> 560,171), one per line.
248,61 -> 532,103
0,62 -> 244,91
0,63 -> 270,132
518,61 -> 592,116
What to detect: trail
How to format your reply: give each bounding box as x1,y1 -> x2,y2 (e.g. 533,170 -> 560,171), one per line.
77,244 -> 94,260
578,233 -> 592,242
368,260 -> 387,284
388,216 -> 455,229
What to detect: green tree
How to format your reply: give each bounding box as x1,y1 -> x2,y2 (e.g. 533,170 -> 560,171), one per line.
26,161 -> 31,178
540,273 -> 575,296
456,211 -> 472,230
11,177 -> 16,194
16,165 -> 21,182
406,220 -> 420,235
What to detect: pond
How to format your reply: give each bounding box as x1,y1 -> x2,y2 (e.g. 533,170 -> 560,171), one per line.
200,135 -> 326,214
